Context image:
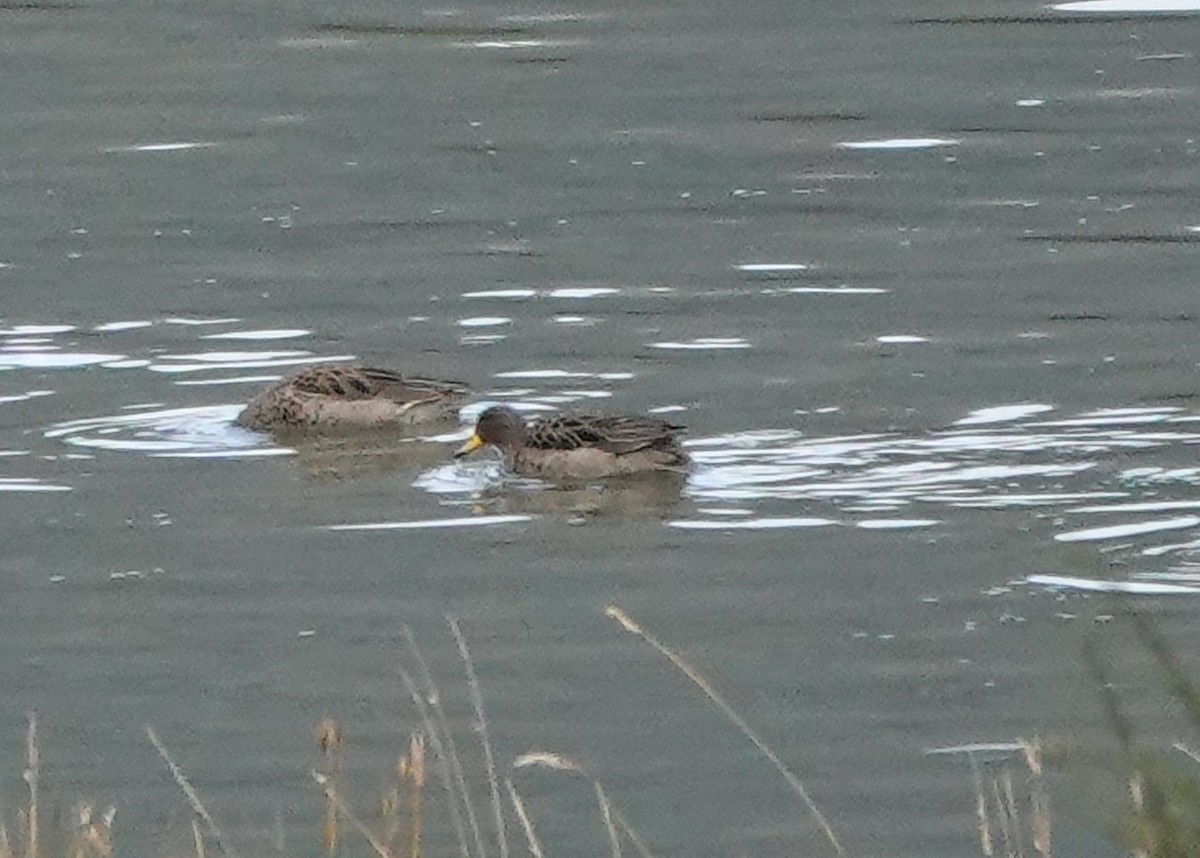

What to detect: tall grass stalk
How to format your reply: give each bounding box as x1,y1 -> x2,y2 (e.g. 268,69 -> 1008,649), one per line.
404,733 -> 426,858
604,605 -> 844,857
403,625 -> 484,858
511,752 -> 656,858
504,779 -> 544,858
308,770 -> 390,858
23,713 -> 37,858
447,615 -> 509,858
398,664 -> 471,858
145,726 -> 237,858
315,718 -> 343,855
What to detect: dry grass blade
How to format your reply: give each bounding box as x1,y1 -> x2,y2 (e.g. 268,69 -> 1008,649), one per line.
609,808 -> 656,858
593,781 -> 621,858
604,605 -> 845,856
404,625 -> 485,858
398,664 -> 472,858
1020,739 -> 1051,858
23,713 -> 37,858
1133,615 -> 1200,727
1002,767 -> 1025,858
1173,742 -> 1200,767
315,718 -> 343,855
512,752 -> 658,858
404,733 -> 426,858
448,615 -> 509,858
310,771 -> 390,858
192,819 -> 206,858
505,779 -> 544,858
990,775 -> 1015,858
1082,636 -> 1135,752
0,825 -> 13,858
145,726 -> 239,858
968,752 -> 993,857
67,804 -> 114,858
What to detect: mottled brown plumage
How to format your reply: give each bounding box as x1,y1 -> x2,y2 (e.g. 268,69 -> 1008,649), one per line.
236,364 -> 469,432
454,405 -> 688,479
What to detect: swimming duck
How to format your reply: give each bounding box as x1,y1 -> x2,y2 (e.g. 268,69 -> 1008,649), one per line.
454,405 -> 688,479
236,364 -> 469,432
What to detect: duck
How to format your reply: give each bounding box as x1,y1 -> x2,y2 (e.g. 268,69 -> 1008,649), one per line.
454,405 -> 688,480
235,364 -> 469,432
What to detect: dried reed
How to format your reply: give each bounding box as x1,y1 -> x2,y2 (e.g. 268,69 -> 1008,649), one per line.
447,615 -> 509,858
23,713 -> 37,858
309,770 -> 389,858
511,752 -> 656,858
403,733 -> 426,858
604,605 -> 844,856
145,727 -> 237,858
403,625 -> 484,858
315,717 -> 343,855
398,663 -> 471,858
504,779 -> 544,858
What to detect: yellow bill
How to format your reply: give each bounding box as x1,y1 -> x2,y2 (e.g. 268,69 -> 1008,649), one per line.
454,434 -> 485,458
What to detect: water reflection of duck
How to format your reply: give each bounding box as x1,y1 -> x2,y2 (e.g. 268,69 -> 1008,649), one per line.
473,472 -> 688,519
291,432 -> 458,480
454,405 -> 689,480
236,365 -> 469,432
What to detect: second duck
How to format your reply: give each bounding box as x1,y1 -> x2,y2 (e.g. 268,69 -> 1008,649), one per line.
454,405 -> 688,480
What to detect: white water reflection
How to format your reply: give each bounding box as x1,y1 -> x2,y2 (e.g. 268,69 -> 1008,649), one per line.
650,337 -> 751,350
458,317 -> 512,328
1026,574 -> 1200,595
684,407 -> 1200,549
669,516 -> 838,530
0,352 -> 127,369
328,514 -> 533,531
1052,0 -> 1200,12
149,352 -> 355,374
163,317 -> 242,326
461,286 -> 622,300
0,477 -> 72,493
736,263 -> 809,273
954,404 -> 1056,426
494,369 -> 634,380
1054,517 -> 1200,543
44,405 -> 284,458
548,287 -> 619,298
0,325 -> 76,335
93,321 -> 153,332
461,40 -> 549,49
837,138 -> 960,151
119,142 -> 220,153
200,329 -> 312,340
461,289 -> 537,299
775,287 -> 890,295
0,390 -> 54,405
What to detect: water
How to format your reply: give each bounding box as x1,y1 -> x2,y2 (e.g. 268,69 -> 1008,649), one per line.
5,0 -> 1200,854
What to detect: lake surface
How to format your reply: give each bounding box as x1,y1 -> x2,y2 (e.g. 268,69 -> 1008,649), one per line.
4,0 -> 1200,854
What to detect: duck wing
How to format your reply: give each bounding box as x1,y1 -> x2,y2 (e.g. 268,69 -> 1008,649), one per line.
528,413 -> 685,455
290,366 -> 468,405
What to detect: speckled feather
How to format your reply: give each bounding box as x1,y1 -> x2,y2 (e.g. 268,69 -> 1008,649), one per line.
236,365 -> 469,431
523,413 -> 686,455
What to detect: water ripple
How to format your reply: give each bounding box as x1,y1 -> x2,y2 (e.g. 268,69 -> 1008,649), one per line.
685,407 -> 1200,526
44,405 -> 285,458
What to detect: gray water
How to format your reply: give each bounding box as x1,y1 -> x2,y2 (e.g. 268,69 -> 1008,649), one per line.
5,0 -> 1200,854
